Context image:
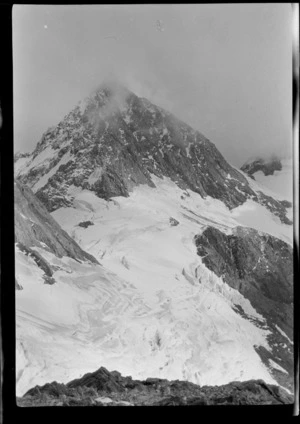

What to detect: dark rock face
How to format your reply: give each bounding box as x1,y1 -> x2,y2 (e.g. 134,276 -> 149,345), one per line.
255,191 -> 292,225
194,226 -> 293,391
15,83 -> 291,223
14,180 -> 99,264
78,221 -> 94,228
241,157 -> 282,179
14,151 -> 31,162
18,366 -> 293,406
169,217 -> 179,226
16,241 -> 53,277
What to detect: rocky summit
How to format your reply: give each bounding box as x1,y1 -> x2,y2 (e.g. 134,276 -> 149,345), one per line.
18,366 -> 293,407
15,82 -> 291,224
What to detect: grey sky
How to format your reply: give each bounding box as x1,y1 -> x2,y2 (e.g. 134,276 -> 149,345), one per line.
13,4 -> 292,167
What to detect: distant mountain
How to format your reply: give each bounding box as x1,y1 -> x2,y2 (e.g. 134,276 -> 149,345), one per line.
15,81 -> 291,225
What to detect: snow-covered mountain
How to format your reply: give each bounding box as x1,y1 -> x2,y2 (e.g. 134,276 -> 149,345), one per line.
15,81 -> 291,225
15,81 -> 294,398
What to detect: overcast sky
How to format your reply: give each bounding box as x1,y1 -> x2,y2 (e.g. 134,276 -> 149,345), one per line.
13,4 -> 292,166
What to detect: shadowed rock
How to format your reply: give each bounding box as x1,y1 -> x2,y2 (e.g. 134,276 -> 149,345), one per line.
241,157 -> 282,179
194,225 -> 293,391
15,180 -> 99,264
19,366 -> 294,406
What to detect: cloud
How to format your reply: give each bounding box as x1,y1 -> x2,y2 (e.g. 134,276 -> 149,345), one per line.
13,5 -> 292,166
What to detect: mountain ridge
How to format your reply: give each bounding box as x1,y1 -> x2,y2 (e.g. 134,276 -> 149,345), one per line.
18,365 -> 293,406
15,179 -> 99,265
15,83 -> 291,224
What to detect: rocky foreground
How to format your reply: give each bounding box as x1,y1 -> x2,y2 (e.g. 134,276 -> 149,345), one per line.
17,366 -> 293,407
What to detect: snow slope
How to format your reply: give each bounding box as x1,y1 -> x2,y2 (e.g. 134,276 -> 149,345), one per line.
16,244 -> 277,397
237,160 -> 294,226
16,176 -> 294,395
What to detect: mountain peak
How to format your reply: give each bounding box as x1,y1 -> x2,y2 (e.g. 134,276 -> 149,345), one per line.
77,78 -> 134,118
14,86 -> 292,225
94,78 -> 131,96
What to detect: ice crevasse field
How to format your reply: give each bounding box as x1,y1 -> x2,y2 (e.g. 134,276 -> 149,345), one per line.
16,172 -> 293,396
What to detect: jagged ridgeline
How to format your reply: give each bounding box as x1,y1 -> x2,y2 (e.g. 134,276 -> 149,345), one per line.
15,82 -> 291,224
18,366 -> 293,406
14,180 -> 99,272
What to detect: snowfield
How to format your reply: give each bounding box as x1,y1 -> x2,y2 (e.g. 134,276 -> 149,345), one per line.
16,176 -> 293,396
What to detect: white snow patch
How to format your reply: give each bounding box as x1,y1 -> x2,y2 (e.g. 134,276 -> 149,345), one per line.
185,144 -> 191,158
275,325 -> 293,345
14,156 -> 32,176
88,167 -> 104,185
32,150 -> 73,192
123,114 -> 132,125
231,200 -> 292,245
60,138 -> 73,149
22,146 -> 57,175
268,359 -> 289,374
95,397 -> 114,404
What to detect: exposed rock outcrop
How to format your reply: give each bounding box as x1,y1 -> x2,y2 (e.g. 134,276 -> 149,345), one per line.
194,226 -> 293,391
18,366 -> 293,406
241,157 -> 282,179
78,220 -> 94,228
14,180 -> 99,264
